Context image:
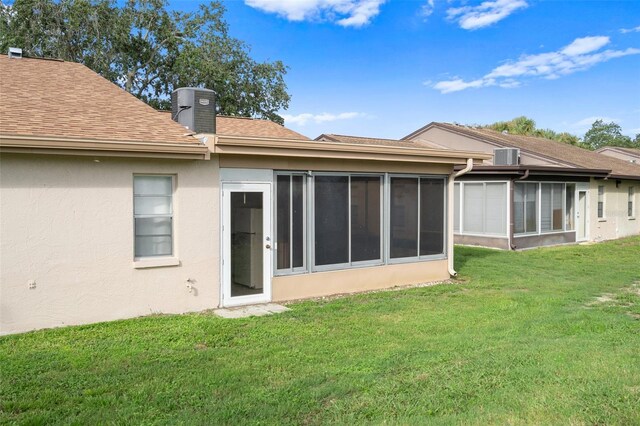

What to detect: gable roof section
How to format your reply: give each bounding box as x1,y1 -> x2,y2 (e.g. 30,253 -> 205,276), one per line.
215,116 -> 309,140
404,122 -> 640,179
0,55 -> 208,158
596,146 -> 640,160
315,134 -> 420,148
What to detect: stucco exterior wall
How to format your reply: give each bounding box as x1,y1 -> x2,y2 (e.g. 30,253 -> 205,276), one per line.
272,260 -> 449,301
0,153 -> 220,335
590,178 -> 639,242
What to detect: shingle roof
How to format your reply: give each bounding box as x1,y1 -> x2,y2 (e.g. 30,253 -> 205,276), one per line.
0,55 -> 200,146
215,115 -> 309,140
409,122 -> 640,179
596,146 -> 640,158
315,134 -> 424,148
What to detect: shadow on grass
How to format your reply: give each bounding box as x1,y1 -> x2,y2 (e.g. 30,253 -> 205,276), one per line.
453,245 -> 505,272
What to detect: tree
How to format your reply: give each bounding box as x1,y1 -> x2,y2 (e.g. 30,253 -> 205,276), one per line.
582,120 -> 637,150
0,0 -> 291,123
483,116 -> 582,146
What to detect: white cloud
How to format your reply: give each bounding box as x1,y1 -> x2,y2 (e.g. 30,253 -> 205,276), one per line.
421,0 -> 435,18
244,0 -> 385,27
620,25 -> 640,34
432,35 -> 640,93
283,112 -> 367,126
447,0 -> 527,30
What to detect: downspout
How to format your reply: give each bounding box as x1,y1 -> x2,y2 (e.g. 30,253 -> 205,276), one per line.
510,169 -> 530,250
448,158 -> 474,277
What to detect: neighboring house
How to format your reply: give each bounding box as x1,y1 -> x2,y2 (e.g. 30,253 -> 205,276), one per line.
402,123 -> 640,250
0,55 -> 489,335
596,146 -> 640,164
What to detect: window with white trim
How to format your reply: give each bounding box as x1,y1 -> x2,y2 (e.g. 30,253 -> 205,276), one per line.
276,173 -> 306,272
597,185 -> 605,219
133,175 -> 173,258
514,182 -> 538,234
456,182 -> 507,236
629,187 -> 635,218
540,183 -> 564,232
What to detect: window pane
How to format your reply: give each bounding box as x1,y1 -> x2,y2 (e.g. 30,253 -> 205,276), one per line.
135,217 -> 172,236
525,184 -> 537,233
134,176 -> 172,195
134,196 -> 171,215
420,178 -> 445,256
485,183 -> 507,235
514,184 -> 525,234
454,183 -> 461,232
390,177 -> 418,259
540,184 -> 552,231
315,176 -> 349,266
566,185 -> 575,230
351,176 -> 381,262
135,236 -> 172,257
463,183 -> 484,233
552,183 -> 563,230
292,175 -> 305,268
276,175 -> 291,270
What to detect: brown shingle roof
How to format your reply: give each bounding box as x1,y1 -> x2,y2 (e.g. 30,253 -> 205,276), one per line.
410,123 -> 640,179
0,55 -> 199,146
215,116 -> 309,140
315,133 -> 424,148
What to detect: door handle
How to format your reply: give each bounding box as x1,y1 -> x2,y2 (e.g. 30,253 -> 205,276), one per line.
265,244 -> 271,249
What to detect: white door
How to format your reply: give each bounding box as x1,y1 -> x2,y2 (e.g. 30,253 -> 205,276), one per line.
576,190 -> 588,241
222,183 -> 272,307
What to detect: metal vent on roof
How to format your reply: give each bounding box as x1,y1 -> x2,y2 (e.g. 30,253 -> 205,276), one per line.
8,47 -> 22,59
494,148 -> 520,166
171,87 -> 216,134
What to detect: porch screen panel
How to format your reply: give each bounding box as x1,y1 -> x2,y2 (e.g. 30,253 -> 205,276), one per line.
525,184 -> 538,233
541,184 -> 552,231
463,183 -> 484,233
485,183 -> 507,235
454,183 -> 461,232
350,176 -> 381,262
419,178 -> 445,256
566,185 -> 575,230
276,175 -> 291,269
390,177 -> 419,258
292,175 -> 305,268
552,183 -> 563,230
314,176 -> 349,266
514,184 -> 524,233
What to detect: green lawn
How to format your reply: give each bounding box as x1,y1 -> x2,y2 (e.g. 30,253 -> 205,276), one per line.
1,238 -> 639,424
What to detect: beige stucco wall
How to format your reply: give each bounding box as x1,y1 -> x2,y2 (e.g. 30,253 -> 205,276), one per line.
589,178 -> 640,242
272,260 -> 449,301
0,153 -> 220,335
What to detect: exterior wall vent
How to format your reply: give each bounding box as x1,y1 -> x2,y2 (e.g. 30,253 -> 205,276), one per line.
8,47 -> 23,59
494,148 -> 520,166
171,87 -> 216,134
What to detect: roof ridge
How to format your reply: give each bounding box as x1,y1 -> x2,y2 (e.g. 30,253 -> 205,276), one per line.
324,133 -> 411,142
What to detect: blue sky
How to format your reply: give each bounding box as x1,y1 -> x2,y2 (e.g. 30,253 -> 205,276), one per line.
191,1 -> 640,140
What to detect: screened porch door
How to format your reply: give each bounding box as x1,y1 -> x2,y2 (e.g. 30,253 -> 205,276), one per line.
221,183 -> 272,307
576,190 -> 588,241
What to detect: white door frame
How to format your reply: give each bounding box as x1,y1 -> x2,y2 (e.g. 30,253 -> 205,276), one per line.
221,182 -> 272,307
576,185 -> 589,242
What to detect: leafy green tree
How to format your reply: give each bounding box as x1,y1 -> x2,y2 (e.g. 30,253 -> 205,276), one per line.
0,0 -> 291,123
483,116 -> 582,146
582,120 -> 636,150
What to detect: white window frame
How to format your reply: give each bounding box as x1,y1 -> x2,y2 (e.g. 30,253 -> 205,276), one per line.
597,185 -> 605,220
274,172 -> 308,276
514,181 -> 576,237
133,174 -> 175,261
456,180 -> 509,238
386,174 -> 448,264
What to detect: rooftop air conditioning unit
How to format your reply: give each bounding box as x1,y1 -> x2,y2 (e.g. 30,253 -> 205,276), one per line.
171,87 -> 216,134
494,148 -> 520,166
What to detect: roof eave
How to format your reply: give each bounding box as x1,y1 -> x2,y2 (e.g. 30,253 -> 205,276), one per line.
0,134 -> 210,160
211,134 -> 491,164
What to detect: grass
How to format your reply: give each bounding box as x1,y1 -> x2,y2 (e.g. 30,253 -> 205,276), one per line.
1,237 -> 640,424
